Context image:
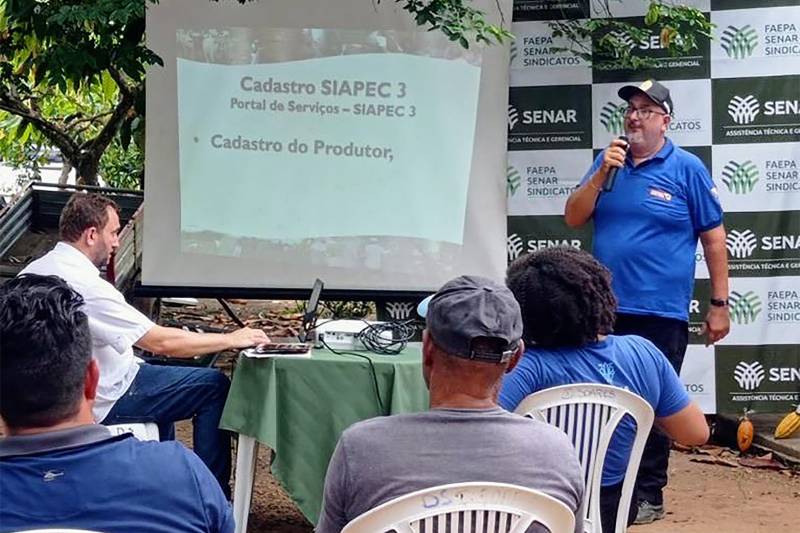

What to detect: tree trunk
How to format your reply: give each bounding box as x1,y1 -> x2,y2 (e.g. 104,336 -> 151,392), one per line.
58,159 -> 73,185
75,154 -> 100,186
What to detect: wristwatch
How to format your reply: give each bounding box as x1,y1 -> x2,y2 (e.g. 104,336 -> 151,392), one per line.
709,298 -> 728,307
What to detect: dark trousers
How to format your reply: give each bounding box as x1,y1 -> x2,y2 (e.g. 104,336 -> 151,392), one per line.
613,313 -> 689,506
102,363 -> 233,498
600,481 -> 637,533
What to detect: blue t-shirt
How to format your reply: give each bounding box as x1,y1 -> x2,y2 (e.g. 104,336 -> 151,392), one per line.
580,139 -> 723,321
498,335 -> 690,486
0,427 -> 233,533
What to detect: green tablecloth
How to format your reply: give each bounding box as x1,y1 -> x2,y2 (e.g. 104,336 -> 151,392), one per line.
220,346 -> 429,524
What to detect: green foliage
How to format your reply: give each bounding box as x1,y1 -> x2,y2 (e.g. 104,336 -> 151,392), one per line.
388,0 -> 513,48
1,0 -> 512,188
99,139 -> 143,190
320,300 -> 376,320
549,1 -> 714,70
288,299 -> 375,320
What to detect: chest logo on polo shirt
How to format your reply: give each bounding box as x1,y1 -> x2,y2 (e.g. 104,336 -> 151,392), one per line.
42,470 -> 64,482
649,188 -> 673,202
597,362 -> 616,383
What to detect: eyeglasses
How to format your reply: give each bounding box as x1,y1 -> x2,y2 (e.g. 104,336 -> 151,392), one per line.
624,106 -> 667,120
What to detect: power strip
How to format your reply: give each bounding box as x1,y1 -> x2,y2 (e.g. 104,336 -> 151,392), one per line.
312,319 -> 390,351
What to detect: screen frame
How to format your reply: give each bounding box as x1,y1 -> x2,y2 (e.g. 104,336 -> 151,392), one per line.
141,0 -> 512,298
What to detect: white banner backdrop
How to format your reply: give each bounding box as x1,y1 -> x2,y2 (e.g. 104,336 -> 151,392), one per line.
508,0 -> 800,414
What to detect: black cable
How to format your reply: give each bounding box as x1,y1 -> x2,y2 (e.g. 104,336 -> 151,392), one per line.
319,337 -> 385,414
357,319 -> 418,355
217,298 -> 246,328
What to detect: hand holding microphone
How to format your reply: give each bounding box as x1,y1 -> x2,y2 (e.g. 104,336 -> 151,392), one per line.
601,136 -> 629,192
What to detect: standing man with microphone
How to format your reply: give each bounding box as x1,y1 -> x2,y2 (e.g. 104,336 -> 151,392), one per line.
564,79 -> 730,524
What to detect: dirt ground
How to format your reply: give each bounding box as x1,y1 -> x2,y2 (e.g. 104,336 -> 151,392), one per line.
168,300 -> 800,532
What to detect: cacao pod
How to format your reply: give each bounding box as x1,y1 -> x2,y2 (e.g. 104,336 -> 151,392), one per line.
737,416 -> 754,452
774,405 -> 800,439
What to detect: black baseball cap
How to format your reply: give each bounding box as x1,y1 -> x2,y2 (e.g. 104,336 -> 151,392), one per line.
618,79 -> 674,115
417,275 -> 522,364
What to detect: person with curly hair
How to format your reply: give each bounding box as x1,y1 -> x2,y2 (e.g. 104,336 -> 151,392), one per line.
499,246 -> 709,533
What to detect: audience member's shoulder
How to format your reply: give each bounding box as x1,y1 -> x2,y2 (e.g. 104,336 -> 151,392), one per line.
339,413 -> 409,443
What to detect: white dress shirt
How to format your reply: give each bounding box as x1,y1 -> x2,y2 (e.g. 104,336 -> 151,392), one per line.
20,242 -> 155,421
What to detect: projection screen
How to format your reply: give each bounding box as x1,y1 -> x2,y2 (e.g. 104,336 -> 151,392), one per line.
143,0 -> 512,295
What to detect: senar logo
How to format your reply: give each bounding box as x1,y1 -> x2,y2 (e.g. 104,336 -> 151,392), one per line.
726,229 -> 758,259
734,361 -> 765,391
508,105 -> 520,131
728,95 -> 760,125
507,233 -> 524,262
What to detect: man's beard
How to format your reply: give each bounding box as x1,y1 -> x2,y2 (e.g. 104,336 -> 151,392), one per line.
91,247 -> 110,269
625,130 -> 645,145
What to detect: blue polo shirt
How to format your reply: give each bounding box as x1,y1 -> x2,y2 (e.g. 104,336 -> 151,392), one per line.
0,425 -> 233,533
580,139 -> 722,321
499,335 -> 690,486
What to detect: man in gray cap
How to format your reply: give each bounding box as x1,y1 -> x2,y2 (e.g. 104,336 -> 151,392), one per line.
317,275 -> 585,533
564,78 -> 729,523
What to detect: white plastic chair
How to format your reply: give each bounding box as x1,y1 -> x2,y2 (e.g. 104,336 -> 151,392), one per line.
104,422 -> 160,441
515,384 -> 654,533
341,481 -> 575,533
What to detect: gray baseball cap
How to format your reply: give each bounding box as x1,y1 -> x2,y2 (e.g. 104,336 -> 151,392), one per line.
418,275 -> 522,363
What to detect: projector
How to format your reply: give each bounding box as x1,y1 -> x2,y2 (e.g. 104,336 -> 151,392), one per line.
312,319 -> 391,351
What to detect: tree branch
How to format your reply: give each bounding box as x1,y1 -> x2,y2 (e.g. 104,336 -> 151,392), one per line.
65,111 -> 115,132
81,82 -> 140,155
0,89 -> 79,158
107,66 -> 133,99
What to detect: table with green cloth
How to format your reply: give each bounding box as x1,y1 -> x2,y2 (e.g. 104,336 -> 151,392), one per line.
220,345 -> 429,533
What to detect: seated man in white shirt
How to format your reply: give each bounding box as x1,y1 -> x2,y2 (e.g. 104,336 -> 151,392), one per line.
20,193 -> 269,496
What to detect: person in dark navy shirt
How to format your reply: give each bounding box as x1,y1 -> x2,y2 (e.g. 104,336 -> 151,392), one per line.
564,79 -> 729,524
0,275 -> 233,533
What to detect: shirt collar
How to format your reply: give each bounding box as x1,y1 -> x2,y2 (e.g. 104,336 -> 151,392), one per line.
651,137 -> 675,161
0,424 -> 126,458
53,241 -> 101,277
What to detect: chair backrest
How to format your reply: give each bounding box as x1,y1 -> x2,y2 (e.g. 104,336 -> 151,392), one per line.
104,422 -> 160,441
341,481 -> 575,533
515,384 -> 654,533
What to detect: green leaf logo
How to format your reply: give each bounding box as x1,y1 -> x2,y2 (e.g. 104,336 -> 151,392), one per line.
720,25 -> 758,60
721,160 -> 759,194
600,101 -> 626,136
507,165 -> 522,197
729,290 -> 762,325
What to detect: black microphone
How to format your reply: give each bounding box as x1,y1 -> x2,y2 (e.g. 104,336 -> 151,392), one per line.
603,135 -> 629,192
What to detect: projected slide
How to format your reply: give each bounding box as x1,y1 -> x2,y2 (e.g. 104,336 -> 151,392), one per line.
176,28 -> 481,259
